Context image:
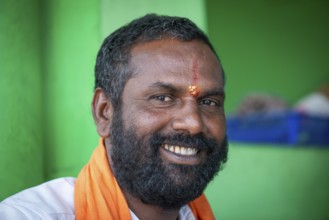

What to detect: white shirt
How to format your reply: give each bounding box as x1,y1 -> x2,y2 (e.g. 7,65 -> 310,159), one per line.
0,177 -> 195,220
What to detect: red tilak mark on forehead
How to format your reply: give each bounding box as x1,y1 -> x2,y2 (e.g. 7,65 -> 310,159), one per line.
188,59 -> 201,97
192,59 -> 199,84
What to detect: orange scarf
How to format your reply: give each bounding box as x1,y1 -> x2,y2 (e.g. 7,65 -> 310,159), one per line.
74,138 -> 215,220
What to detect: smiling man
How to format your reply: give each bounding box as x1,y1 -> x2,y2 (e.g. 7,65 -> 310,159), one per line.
0,14 -> 228,220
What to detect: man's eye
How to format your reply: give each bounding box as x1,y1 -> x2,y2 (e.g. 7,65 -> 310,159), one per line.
151,95 -> 173,102
199,99 -> 220,106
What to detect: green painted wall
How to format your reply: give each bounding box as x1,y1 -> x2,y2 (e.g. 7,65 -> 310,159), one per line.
206,0 -> 329,113
101,0 -> 207,38
206,144 -> 329,220
42,0 -> 101,180
205,1 -> 329,219
0,0 -> 44,199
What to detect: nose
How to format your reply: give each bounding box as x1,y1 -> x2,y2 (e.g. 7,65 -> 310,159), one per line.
171,100 -> 205,135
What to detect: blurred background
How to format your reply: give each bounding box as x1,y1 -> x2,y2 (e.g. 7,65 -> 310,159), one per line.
0,0 -> 328,219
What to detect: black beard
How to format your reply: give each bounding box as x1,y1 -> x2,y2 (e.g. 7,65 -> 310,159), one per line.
109,110 -> 228,210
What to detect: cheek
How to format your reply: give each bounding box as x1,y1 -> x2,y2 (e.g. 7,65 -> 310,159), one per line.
205,116 -> 226,141
122,106 -> 170,135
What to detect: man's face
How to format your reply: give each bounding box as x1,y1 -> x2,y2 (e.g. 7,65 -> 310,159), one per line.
109,39 -> 227,210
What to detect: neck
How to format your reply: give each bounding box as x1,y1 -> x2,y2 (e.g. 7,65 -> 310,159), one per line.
123,189 -> 180,220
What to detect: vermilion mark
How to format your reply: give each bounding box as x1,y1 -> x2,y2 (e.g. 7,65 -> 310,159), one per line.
192,59 -> 199,85
188,59 -> 201,97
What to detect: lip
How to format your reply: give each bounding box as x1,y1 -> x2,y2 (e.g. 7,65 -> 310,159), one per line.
159,143 -> 206,165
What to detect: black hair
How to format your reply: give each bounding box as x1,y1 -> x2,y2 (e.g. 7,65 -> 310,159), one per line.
95,14 -> 221,109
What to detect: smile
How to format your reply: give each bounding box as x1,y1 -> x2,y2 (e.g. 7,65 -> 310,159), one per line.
163,144 -> 199,156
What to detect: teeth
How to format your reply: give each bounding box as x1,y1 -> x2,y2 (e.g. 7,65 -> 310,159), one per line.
163,144 -> 198,156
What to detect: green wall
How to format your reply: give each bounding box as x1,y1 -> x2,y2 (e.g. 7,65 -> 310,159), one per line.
206,0 -> 329,113
206,144 -> 329,220
205,1 -> 329,219
101,0 -> 207,38
41,0 -> 101,179
0,0 -> 44,199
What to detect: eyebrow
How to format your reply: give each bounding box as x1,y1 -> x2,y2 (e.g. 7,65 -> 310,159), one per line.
200,88 -> 226,99
149,81 -> 225,98
148,82 -> 182,93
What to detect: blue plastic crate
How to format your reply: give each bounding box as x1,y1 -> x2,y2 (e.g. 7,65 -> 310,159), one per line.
226,111 -> 329,146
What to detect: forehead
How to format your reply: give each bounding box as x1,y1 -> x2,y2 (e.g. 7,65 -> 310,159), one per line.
128,39 -> 223,88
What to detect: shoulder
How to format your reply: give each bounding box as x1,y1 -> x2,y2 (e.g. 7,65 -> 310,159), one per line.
0,177 -> 76,219
179,205 -> 196,220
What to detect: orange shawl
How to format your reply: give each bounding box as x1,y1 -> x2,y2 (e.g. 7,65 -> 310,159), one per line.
74,138 -> 215,220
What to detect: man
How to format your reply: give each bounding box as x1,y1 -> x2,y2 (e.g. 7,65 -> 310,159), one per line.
0,14 -> 228,220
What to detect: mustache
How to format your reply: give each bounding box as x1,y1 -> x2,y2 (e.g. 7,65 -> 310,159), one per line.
150,132 -> 219,151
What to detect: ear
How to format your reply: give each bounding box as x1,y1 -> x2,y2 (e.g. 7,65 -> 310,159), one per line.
92,88 -> 113,138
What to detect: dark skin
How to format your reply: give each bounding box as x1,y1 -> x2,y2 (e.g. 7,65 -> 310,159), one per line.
92,39 -> 225,220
